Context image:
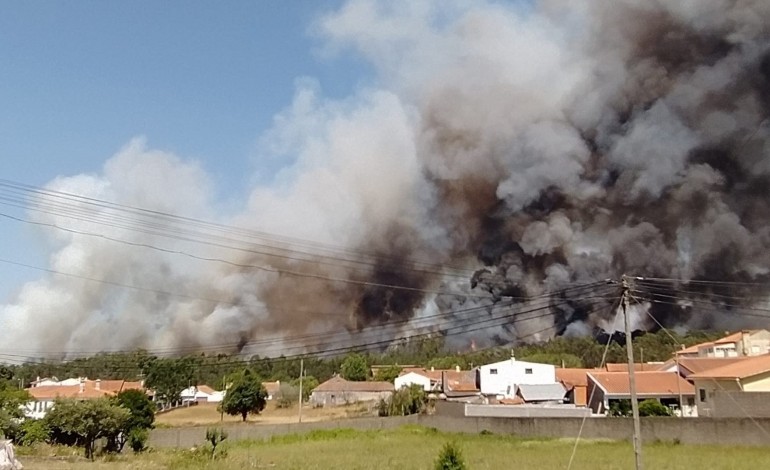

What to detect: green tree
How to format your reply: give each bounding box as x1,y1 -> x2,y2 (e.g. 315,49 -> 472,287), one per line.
378,384 -> 426,417
110,389 -> 155,451
0,388 -> 31,439
205,427 -> 228,460
143,356 -> 199,408
639,399 -> 673,417
341,353 -> 369,381
291,375 -> 319,402
45,398 -> 130,460
608,399 -> 632,417
374,365 -> 403,383
220,370 -> 267,421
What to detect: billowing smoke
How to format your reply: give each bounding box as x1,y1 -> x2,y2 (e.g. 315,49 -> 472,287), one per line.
2,0 -> 770,358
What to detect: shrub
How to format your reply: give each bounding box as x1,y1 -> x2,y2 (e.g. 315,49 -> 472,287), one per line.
128,427 -> 149,452
17,419 -> 49,446
379,384 -> 426,417
639,399 -> 672,417
205,427 -> 228,460
434,441 -> 467,470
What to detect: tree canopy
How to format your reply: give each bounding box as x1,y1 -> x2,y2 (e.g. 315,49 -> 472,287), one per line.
341,353 -> 369,381
45,398 -> 130,460
220,370 -> 267,421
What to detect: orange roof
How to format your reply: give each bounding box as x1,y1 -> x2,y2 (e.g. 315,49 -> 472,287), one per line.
196,385 -> 218,395
26,384 -> 114,400
556,368 -> 594,388
714,331 -> 743,344
314,376 -> 394,393
589,371 -> 694,396
96,380 -> 143,393
689,354 -> 770,380
498,397 -> 525,405
604,363 -> 662,372
675,344 -> 702,355
262,381 -> 281,394
676,357 -> 749,375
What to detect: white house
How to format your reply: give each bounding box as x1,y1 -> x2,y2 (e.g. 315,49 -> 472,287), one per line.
180,385 -> 225,403
478,357 -> 556,399
395,371 -> 433,391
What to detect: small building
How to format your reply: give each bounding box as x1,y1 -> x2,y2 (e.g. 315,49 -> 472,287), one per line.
478,357 -> 556,399
515,383 -> 566,404
262,381 -> 281,400
690,354 -> 770,417
587,371 -> 696,416
310,376 -> 393,408
394,367 -> 475,394
180,385 -> 225,403
395,370 -> 433,391
555,368 -> 595,406
675,330 -> 770,359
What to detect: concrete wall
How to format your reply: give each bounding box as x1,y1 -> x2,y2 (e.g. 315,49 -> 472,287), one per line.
701,391 -> 770,418
309,390 -> 392,408
149,415 -> 419,448
149,414 -> 770,448
466,404 -> 591,418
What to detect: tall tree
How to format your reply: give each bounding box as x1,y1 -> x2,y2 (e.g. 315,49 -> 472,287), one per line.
109,389 -> 155,451
220,370 -> 267,421
341,353 -> 369,381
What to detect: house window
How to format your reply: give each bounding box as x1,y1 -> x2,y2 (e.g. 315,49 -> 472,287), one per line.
699,388 -> 706,402
490,369 -> 498,375
525,368 -> 533,375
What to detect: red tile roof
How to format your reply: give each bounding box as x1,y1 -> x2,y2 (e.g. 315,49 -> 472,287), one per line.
689,354 -> 770,380
589,371 -> 694,396
555,368 -> 594,388
604,363 -> 663,372
27,384 -> 114,400
676,357 -> 749,375
314,376 -> 394,393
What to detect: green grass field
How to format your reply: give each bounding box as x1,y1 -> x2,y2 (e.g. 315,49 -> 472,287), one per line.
18,425 -> 770,469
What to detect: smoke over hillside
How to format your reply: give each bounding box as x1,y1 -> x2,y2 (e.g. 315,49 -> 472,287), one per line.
2,0 -> 770,357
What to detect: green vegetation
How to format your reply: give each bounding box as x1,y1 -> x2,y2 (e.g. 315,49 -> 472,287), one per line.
205,427 -> 228,460
341,352 -> 369,381
219,369 -> 267,421
16,426 -> 770,469
378,384 -> 427,416
45,398 -> 131,460
434,441 -> 467,470
639,399 -> 673,417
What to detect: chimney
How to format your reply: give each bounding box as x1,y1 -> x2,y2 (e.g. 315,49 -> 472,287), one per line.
430,366 -> 435,372
455,365 -> 460,372
95,379 -> 101,391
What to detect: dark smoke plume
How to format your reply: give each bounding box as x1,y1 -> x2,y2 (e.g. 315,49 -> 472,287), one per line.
2,0 -> 770,356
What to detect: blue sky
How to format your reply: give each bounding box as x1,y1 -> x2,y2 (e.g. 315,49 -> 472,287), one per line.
0,0 -> 372,300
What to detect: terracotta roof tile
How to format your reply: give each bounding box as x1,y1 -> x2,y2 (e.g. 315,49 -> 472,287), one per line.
677,357 -> 749,375
26,385 -> 113,400
555,368 -> 594,388
314,376 -> 394,393
605,363 -> 662,372
689,354 -> 770,380
589,371 -> 694,396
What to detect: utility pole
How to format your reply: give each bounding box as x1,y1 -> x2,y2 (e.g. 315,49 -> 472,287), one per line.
675,345 -> 684,417
622,275 -> 643,470
220,375 -> 225,422
298,358 -> 304,423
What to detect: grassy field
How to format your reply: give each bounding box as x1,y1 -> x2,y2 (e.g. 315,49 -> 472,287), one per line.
154,401 -> 372,427
18,425 -> 770,470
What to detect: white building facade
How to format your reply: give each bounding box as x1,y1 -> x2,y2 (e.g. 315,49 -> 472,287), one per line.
394,372 -> 432,391
478,358 -> 556,398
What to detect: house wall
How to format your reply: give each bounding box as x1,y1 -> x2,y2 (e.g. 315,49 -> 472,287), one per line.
741,331 -> 770,356
703,391 -> 770,418
310,390 -> 393,407
741,371 -> 770,392
23,399 -> 54,419
479,359 -> 555,398
694,378 -> 741,417
394,373 -> 431,391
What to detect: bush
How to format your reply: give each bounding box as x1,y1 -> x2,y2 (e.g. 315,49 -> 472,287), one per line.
205,427 -> 228,460
128,427 -> 149,452
17,419 -> 49,446
639,399 -> 672,417
434,441 -> 467,470
379,384 -> 426,417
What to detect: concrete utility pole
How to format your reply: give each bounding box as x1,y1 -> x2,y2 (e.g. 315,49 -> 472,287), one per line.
298,358 -> 304,423
622,275 -> 643,470
675,345 -> 684,417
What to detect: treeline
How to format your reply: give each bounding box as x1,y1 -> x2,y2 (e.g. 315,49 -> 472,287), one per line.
3,330 -> 722,390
